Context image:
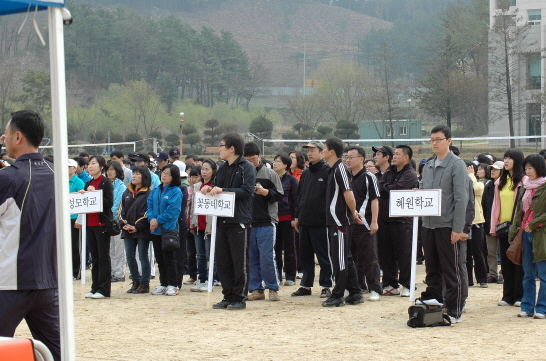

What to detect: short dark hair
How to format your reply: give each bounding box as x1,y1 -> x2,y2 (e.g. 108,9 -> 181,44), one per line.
9,110 -> 44,148
74,157 -> 88,167
539,149 -> 546,156
132,165 -> 151,188
476,153 -> 494,165
325,137 -> 344,158
89,155 -> 107,173
345,146 -> 366,159
523,154 -> 546,178
450,145 -> 460,156
288,151 -> 306,170
431,125 -> 452,140
274,154 -> 292,172
244,142 -> 261,157
396,145 -> 413,160
79,151 -> 89,158
110,150 -> 124,159
147,151 -> 157,159
189,166 -> 202,180
464,160 -> 477,173
106,160 -> 124,181
185,154 -> 197,161
222,133 -> 244,156
162,163 -> 181,187
122,159 -> 131,165
44,154 -> 54,163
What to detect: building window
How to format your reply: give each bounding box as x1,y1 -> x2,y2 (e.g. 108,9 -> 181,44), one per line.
400,126 -> 408,136
527,53 -> 541,89
529,10 -> 541,25
527,103 -> 541,141
509,0 -> 516,6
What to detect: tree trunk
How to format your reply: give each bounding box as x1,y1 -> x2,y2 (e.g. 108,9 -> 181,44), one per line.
504,29 -> 516,149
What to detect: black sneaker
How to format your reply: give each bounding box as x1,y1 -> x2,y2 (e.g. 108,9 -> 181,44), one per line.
345,292 -> 364,305
127,281 -> 140,293
227,301 -> 246,310
320,288 -> 332,298
321,296 -> 345,307
291,287 -> 312,297
212,299 -> 231,309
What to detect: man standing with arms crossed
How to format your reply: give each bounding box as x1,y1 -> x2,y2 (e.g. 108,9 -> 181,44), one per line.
420,125 -> 469,324
321,137 -> 364,307
202,133 -> 255,310
0,110 -> 60,360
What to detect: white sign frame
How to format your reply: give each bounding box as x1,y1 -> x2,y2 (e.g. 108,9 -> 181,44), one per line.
69,190 -> 103,214
389,189 -> 442,217
193,192 -> 236,218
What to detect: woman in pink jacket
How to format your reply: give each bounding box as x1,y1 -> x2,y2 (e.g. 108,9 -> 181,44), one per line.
490,148 -> 526,307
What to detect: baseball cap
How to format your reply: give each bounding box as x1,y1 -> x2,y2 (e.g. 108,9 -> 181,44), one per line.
302,140 -> 325,151
169,147 -> 181,158
180,171 -> 188,178
488,161 -> 504,170
372,145 -> 394,158
129,153 -> 150,162
154,151 -> 169,162
68,159 -> 78,167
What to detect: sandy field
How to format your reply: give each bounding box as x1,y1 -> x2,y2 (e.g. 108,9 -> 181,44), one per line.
14,264 -> 546,361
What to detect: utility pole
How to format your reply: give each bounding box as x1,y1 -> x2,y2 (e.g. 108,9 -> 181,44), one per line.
179,112 -> 184,156
303,36 -> 306,95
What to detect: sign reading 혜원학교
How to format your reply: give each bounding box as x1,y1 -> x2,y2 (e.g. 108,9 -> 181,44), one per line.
194,191 -> 236,217
389,189 -> 442,217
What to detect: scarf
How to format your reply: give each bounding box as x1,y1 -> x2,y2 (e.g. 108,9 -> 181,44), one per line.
522,176 -> 546,212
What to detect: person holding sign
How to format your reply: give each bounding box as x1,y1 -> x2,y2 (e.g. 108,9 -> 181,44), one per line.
82,156 -> 115,299
202,133 -> 256,310
68,158 -> 85,279
420,125 -> 469,324
378,145 -> 418,297
0,111 -> 60,360
321,137 -> 364,307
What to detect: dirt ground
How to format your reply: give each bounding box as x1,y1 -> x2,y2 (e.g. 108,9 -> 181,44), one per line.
14,264 -> 546,361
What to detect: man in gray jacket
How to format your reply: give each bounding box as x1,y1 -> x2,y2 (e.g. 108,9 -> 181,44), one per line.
420,125 -> 468,324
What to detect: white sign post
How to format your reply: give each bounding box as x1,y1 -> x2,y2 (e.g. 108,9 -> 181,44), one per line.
69,190 -> 103,286
389,189 -> 441,303
193,191 -> 236,308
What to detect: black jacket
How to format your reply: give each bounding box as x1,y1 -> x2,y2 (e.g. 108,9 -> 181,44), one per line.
85,175 -> 114,224
278,172 -> 299,219
295,159 -> 329,226
379,163 -> 418,224
119,184 -> 151,239
212,155 -> 256,226
179,184 -> 188,230
482,179 -> 494,235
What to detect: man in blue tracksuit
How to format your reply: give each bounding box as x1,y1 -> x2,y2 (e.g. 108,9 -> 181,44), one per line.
0,110 -> 60,360
244,142 -> 283,302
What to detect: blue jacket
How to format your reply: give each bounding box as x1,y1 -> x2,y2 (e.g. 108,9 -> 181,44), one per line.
147,184 -> 182,235
69,174 -> 85,220
0,153 -> 57,290
112,178 -> 127,220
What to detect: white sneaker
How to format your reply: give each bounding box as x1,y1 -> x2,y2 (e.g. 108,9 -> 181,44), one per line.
296,273 -> 303,279
401,287 -> 411,297
85,292 -> 94,298
448,315 -> 462,324
517,311 -> 532,317
91,292 -> 108,299
198,281 -> 209,292
165,285 -> 179,296
191,281 -> 205,292
382,285 -> 400,296
213,280 -> 221,286
514,301 -> 521,307
498,300 -> 511,306
368,291 -> 380,301
151,285 -> 167,295
284,280 -> 295,286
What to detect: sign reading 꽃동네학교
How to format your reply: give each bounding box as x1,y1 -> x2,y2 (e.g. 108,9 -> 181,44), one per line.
389,189 -> 442,217
193,191 -> 236,218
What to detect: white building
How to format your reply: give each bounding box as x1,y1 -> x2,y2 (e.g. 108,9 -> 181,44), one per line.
489,0 -> 546,147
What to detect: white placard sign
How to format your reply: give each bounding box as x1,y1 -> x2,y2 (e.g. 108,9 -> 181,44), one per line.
194,192 -> 236,217
69,190 -> 103,215
389,189 -> 442,217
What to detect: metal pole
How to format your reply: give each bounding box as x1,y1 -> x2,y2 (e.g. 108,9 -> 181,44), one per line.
48,6 -> 76,360
207,216 -> 218,308
179,112 -> 184,156
303,36 -> 306,95
153,137 -> 157,155
409,216 -> 418,303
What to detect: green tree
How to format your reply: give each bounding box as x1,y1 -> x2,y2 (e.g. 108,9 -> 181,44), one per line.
204,118 -> 220,146
249,115 -> 273,139
15,70 -> 51,114
164,133 -> 179,147
334,120 -> 359,140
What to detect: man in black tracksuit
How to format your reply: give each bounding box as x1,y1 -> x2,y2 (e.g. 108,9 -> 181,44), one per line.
291,140 -> 333,298
202,133 -> 255,310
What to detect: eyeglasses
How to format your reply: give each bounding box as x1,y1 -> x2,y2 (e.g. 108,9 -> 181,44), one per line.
273,159 -> 283,163
343,156 -> 363,160
162,172 -> 172,177
429,138 -> 447,144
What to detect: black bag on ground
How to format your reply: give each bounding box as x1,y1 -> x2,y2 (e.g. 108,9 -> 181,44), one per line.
161,228 -> 180,252
407,301 -> 451,328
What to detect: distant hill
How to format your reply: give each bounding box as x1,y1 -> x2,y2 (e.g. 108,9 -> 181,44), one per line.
86,0 -> 392,87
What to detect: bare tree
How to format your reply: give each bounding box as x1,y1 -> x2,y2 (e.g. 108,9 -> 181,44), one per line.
284,93 -> 326,138
239,55 -> 271,110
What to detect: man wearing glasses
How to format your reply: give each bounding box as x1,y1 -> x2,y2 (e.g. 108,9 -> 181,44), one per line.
419,125 -> 469,324
202,133 -> 256,310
